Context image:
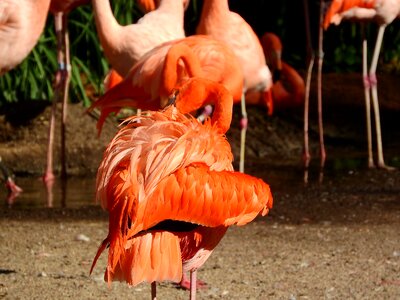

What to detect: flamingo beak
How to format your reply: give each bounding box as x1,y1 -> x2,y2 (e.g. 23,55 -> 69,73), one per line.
263,88 -> 274,116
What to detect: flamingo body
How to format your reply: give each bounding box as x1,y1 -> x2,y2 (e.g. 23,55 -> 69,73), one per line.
91,78 -> 273,295
0,0 -> 51,74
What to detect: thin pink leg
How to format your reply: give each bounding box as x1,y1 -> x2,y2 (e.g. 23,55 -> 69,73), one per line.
60,13 -> 71,180
317,0 -> 326,172
361,26 -> 374,168
368,25 -> 394,170
302,0 -> 314,183
239,91 -> 247,173
190,270 -> 197,300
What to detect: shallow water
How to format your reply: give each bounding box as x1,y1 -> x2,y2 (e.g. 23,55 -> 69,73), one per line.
3,153 -> 398,210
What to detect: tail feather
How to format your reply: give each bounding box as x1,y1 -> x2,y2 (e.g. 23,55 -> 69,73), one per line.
87,79 -> 159,135
324,0 -> 376,29
106,231 -> 182,285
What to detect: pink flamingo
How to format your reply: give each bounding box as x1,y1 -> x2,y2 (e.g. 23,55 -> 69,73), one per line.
0,0 -> 53,201
91,0 -> 188,78
196,0 -> 273,173
324,0 -> 400,169
90,77 -> 273,300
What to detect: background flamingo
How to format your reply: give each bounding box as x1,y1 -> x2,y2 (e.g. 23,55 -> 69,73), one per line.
246,32 -> 305,114
0,0 -> 53,200
91,0 -> 188,78
196,0 -> 273,173
89,35 -> 243,135
90,77 -> 273,300
324,0 -> 400,169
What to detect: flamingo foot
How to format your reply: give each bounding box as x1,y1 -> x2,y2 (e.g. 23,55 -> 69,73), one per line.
5,177 -> 23,205
42,172 -> 55,185
178,274 -> 207,290
377,162 -> 396,171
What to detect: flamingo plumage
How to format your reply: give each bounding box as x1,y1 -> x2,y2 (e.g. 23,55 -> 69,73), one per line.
324,0 -> 400,169
88,35 -> 243,135
196,0 -> 273,173
90,77 -> 273,300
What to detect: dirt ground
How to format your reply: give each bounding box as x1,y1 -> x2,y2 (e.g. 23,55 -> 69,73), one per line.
0,73 -> 400,299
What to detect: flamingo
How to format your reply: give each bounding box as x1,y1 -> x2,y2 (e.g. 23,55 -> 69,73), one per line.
196,0 -> 273,173
91,0 -> 188,78
39,0 -> 90,206
0,0 -> 53,200
246,32 -> 305,114
88,35 -> 243,135
324,0 -> 399,169
90,77 -> 273,300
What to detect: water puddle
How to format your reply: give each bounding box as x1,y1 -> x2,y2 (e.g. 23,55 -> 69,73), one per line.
0,154 -> 398,210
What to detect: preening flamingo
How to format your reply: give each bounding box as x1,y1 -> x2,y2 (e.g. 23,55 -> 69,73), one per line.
0,0 -> 52,200
246,33 -> 305,114
197,0 -> 273,173
88,35 -> 243,135
324,0 -> 400,169
91,0 -> 187,78
90,77 -> 273,300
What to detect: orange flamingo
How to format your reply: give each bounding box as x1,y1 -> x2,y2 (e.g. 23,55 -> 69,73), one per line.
324,0 -> 400,169
0,0 -> 53,201
197,0 -> 273,173
91,0 -> 187,78
90,77 -> 273,300
246,33 -> 305,114
88,35 -> 243,135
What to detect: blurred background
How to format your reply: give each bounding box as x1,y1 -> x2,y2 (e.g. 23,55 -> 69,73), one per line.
1,0 -> 400,109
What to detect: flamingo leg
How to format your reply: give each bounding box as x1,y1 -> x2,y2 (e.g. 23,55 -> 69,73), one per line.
44,12 -> 66,206
60,13 -> 71,180
368,25 -> 393,170
317,0 -> 326,174
302,0 -> 314,173
151,281 -> 157,300
239,91 -> 247,173
361,26 -> 374,168
190,270 -> 197,300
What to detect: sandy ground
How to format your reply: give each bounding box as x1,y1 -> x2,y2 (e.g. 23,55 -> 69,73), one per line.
0,73 -> 400,299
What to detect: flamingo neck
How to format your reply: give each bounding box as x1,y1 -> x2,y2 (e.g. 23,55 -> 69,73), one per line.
157,0 -> 185,18
200,0 -> 230,19
175,78 -> 233,134
92,0 -> 122,54
162,43 -> 203,95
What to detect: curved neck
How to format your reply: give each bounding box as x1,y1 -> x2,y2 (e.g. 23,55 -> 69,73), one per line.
175,78 -> 233,133
162,43 -> 203,93
91,0 -> 121,51
201,0 -> 229,17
